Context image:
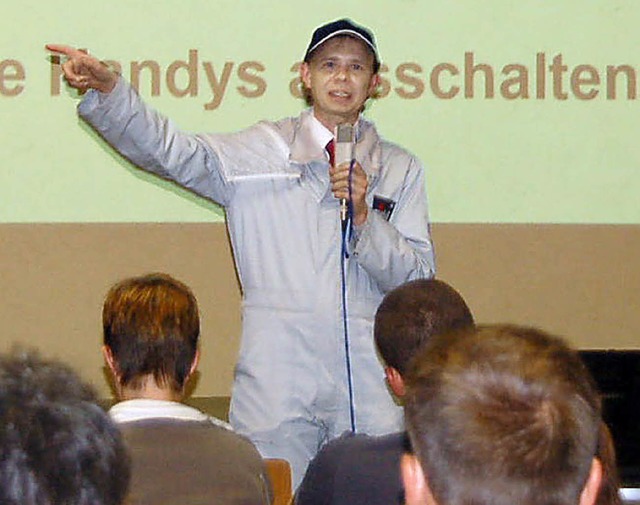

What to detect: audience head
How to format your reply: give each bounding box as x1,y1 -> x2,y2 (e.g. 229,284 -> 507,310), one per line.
374,279 -> 474,397
0,349 -> 130,505
402,324 -> 603,505
102,272 -> 200,396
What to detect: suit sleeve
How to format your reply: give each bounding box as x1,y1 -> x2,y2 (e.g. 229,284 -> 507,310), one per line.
77,77 -> 231,206
350,152 -> 435,292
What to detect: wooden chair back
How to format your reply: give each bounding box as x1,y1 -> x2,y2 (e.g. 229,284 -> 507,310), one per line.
264,458 -> 293,505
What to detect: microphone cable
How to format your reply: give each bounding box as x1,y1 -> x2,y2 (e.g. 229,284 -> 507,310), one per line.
340,158 -> 356,433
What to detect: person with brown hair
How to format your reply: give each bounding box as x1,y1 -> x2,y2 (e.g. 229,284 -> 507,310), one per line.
402,324 -> 604,505
296,279 -> 474,505
102,273 -> 271,505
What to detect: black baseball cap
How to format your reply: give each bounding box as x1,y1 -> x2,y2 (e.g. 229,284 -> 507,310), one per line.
303,18 -> 380,71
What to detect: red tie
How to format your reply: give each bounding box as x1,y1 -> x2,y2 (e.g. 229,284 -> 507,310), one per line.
326,139 -> 335,167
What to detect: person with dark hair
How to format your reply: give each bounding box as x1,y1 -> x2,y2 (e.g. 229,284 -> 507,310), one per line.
402,324 -> 604,505
102,273 -> 271,505
47,17 -> 435,486
296,279 -> 473,505
0,349 -> 130,505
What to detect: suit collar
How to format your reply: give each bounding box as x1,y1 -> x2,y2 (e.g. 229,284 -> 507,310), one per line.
290,109 -> 382,182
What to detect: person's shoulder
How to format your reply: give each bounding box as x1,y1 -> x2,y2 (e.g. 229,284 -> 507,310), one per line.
324,431 -> 372,449
152,418 -> 265,462
360,117 -> 422,167
297,432 -> 407,505
263,112 -> 306,144
303,432 -> 368,470
296,434 -> 366,503
379,137 -> 421,168
320,431 -> 406,457
269,114 -> 299,130
201,418 -> 258,445
348,431 -> 408,456
224,113 -> 298,152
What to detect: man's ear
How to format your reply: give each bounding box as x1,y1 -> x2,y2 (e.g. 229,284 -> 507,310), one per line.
188,348 -> 200,379
299,62 -> 312,89
385,366 -> 406,398
368,73 -> 381,97
102,345 -> 118,377
401,453 -> 437,505
579,457 -> 603,505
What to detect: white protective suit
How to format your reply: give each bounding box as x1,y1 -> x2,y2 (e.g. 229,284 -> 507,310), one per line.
78,78 -> 436,486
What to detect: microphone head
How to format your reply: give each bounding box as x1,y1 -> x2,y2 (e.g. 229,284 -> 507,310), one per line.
335,123 -> 355,144
334,124 -> 355,224
334,124 -> 355,166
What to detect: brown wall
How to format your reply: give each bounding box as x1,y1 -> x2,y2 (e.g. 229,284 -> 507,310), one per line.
1,222 -> 638,397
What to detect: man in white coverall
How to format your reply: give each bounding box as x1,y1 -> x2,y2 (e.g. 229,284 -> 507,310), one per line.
48,18 -> 435,487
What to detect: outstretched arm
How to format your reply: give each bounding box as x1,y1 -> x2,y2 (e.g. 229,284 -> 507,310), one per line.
46,43 -> 231,205
45,44 -> 117,94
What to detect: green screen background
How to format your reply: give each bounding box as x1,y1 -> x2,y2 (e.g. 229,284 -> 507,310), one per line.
2,0 -> 638,224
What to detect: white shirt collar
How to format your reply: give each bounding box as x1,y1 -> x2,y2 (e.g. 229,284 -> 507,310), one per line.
308,113 -> 334,155
108,398 -> 230,430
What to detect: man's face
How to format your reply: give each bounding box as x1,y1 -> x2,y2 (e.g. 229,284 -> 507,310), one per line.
300,36 -> 379,130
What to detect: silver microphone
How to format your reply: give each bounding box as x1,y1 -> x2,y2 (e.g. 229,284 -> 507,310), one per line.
334,124 -> 355,225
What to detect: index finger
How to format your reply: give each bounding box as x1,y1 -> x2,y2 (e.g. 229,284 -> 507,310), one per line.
45,44 -> 85,59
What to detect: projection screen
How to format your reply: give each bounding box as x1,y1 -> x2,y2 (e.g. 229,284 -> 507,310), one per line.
2,0 -> 639,225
